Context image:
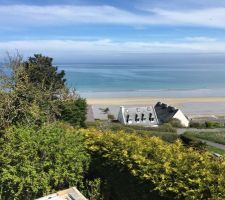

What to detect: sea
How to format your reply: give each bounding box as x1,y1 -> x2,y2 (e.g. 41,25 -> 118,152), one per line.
58,63 -> 225,98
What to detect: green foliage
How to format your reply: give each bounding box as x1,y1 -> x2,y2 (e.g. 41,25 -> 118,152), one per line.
205,121 -> 224,128
0,54 -> 87,129
190,121 -> 224,129
60,98 -> 87,127
24,54 -> 66,91
168,118 -> 183,128
183,131 -> 225,145
180,132 -> 207,150
83,178 -> 103,200
86,121 -> 178,143
189,121 -> 205,128
156,123 -> 177,133
85,128 -> 225,199
0,123 -> 90,199
87,121 -> 176,133
206,145 -> 225,155
1,122 -> 225,199
150,132 -> 179,143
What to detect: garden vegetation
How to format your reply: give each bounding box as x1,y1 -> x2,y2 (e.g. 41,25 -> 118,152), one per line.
0,54 -> 225,199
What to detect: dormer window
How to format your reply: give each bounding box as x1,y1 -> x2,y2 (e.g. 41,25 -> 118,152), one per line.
141,113 -> 146,121
135,114 -> 140,122
126,115 -> 130,123
149,113 -> 152,121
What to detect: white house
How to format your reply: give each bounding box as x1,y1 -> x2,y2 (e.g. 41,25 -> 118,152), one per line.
117,102 -> 189,127
154,102 -> 189,127
118,106 -> 159,127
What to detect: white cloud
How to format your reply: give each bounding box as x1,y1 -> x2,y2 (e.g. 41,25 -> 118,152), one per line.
1,5 -> 225,28
152,8 -> 225,28
1,39 -> 225,54
184,37 -> 217,42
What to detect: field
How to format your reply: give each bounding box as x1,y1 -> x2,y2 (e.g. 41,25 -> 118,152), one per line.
184,131 -> 225,145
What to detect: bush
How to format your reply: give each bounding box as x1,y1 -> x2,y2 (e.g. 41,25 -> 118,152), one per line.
87,121 -> 177,133
189,121 -> 205,128
157,123 -> 177,133
60,98 -> 87,127
0,123 -> 90,199
179,132 -> 207,150
205,121 -> 224,128
168,119 -> 183,128
190,121 -> 224,129
84,128 -> 225,199
151,132 -> 179,143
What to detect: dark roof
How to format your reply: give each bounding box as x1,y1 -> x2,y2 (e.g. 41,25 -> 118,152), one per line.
154,102 -> 178,123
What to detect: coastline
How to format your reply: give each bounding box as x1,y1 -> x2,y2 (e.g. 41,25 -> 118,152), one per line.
87,96 -> 225,117
87,96 -> 225,105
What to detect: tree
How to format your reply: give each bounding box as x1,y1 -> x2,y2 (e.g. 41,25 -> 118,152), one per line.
60,97 -> 87,127
0,53 -> 87,128
24,54 -> 66,92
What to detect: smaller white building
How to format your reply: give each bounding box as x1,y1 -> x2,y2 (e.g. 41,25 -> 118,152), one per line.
154,102 -> 189,127
118,106 -> 159,127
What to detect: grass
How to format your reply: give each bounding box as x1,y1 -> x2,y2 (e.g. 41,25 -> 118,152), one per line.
184,131 -> 225,145
190,121 -> 224,129
206,145 -> 225,155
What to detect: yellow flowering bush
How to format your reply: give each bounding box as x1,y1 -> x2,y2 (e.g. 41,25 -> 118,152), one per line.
84,128 -> 225,199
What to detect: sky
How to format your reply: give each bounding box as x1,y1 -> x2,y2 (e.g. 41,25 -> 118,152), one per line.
1,0 -> 225,63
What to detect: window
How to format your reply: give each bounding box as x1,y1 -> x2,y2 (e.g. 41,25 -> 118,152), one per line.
126,115 -> 129,123
149,113 -> 152,121
135,114 -> 140,122
141,113 -> 146,121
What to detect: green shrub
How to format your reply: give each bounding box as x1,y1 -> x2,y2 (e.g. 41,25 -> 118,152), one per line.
151,132 -> 179,143
180,132 -> 207,150
168,118 -> 183,128
183,131 -> 225,145
157,123 -> 177,133
85,128 -> 225,199
205,121 -> 224,128
190,121 -> 224,129
0,123 -> 90,199
189,121 -> 205,128
60,98 -> 87,127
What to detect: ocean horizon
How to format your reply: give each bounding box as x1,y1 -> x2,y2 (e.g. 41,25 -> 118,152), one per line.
58,63 -> 225,98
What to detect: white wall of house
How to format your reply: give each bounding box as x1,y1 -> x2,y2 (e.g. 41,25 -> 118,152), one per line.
118,106 -> 126,124
118,106 -> 158,126
173,110 -> 189,127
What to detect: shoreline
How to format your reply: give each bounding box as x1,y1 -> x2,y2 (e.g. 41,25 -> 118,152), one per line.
87,96 -> 225,117
87,96 -> 225,105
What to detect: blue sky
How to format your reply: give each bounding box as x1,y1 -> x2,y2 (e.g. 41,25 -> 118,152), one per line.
1,0 -> 225,62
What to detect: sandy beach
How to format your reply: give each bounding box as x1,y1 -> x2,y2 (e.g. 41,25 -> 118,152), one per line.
87,96 -> 225,117
87,96 -> 225,105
